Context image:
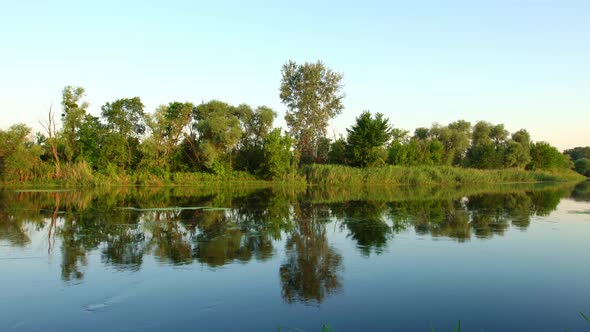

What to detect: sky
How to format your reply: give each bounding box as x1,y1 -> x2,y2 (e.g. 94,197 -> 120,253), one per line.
0,0 -> 588,150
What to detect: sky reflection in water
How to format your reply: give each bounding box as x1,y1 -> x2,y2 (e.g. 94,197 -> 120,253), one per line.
0,181 -> 589,331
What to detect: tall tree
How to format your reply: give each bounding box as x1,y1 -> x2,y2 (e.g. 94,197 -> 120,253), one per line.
39,106 -> 61,177
100,97 -> 146,169
429,120 -> 471,166
77,114 -> 105,170
144,102 -> 194,170
467,121 -> 508,169
503,129 -> 531,168
235,105 -> 276,173
193,100 -> 243,173
280,60 -> 344,163
61,86 -> 88,162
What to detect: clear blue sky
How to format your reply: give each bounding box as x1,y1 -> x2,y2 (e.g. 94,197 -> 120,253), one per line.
1,0 -> 588,150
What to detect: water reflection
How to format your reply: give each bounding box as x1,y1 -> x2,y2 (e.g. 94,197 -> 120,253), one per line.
571,180 -> 590,202
280,202 -> 343,304
0,182 -> 583,303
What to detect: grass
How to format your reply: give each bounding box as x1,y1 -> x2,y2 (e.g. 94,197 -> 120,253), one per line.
1,165 -> 306,189
2,162 -> 585,189
303,164 -> 585,187
306,181 -> 576,204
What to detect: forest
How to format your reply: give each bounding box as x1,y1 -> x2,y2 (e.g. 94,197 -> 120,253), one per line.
0,61 -> 586,186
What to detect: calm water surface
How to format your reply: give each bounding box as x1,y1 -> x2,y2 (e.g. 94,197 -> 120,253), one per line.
1,182 -> 589,331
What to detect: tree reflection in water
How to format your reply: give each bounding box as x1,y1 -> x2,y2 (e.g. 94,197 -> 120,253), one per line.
0,182 -> 578,298
280,202 -> 343,304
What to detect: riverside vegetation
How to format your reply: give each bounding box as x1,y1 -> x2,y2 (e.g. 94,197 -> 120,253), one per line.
0,61 -> 585,187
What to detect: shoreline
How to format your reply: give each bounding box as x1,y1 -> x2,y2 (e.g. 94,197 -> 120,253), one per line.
1,165 -> 585,189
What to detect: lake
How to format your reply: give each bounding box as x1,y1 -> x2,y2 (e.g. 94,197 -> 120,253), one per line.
1,181 -> 589,331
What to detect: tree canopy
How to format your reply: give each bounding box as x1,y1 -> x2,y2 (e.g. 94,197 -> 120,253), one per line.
345,111 -> 393,167
280,60 -> 344,163
0,63 -> 581,184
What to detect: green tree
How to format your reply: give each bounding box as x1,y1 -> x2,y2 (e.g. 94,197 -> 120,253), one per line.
392,129 -> 444,166
503,129 -> 531,168
345,111 -> 393,167
280,60 -> 344,163
61,86 -> 88,162
467,121 -> 508,169
235,105 -> 276,173
429,120 -> 471,166
100,97 -> 146,170
77,115 -> 105,170
239,105 -> 276,149
261,129 -> 296,179
574,158 -> 590,176
529,141 -> 571,170
386,128 -> 411,166
193,100 -> 243,173
327,137 -> 347,164
564,146 -> 590,162
143,102 -> 194,171
0,124 -> 44,182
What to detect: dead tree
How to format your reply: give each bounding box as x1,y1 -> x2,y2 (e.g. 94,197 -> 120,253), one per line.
40,105 -> 61,178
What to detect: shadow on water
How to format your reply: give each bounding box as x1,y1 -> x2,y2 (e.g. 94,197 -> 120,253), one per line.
0,181 -> 583,304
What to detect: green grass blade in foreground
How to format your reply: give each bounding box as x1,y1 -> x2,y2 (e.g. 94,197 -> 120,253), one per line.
581,311 -> 590,323
321,324 -> 335,332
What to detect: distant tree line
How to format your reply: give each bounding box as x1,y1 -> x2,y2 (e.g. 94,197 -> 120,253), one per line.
564,147 -> 590,177
0,61 -> 582,183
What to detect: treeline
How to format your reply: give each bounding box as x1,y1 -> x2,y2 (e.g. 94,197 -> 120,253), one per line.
564,147 -> 590,177
332,112 -> 573,171
0,88 -> 298,183
0,61 -> 583,185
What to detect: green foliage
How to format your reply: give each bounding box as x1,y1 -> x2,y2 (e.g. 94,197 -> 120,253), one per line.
390,137 -> 444,167
261,129 -> 297,179
345,111 -> 393,167
503,129 -> 532,169
429,120 -> 471,165
574,158 -> 590,177
1,81 -> 581,186
235,105 -> 277,173
194,100 -> 243,172
466,121 -> 507,169
467,143 -> 504,169
328,138 -> 347,164
565,147 -> 590,176
0,124 -> 45,182
564,146 -> 590,161
304,164 -> 584,187
321,324 -> 335,332
77,115 -> 105,169
143,101 -> 193,171
61,86 -> 88,162
100,97 -> 146,170
529,141 -> 571,170
280,60 -> 344,162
